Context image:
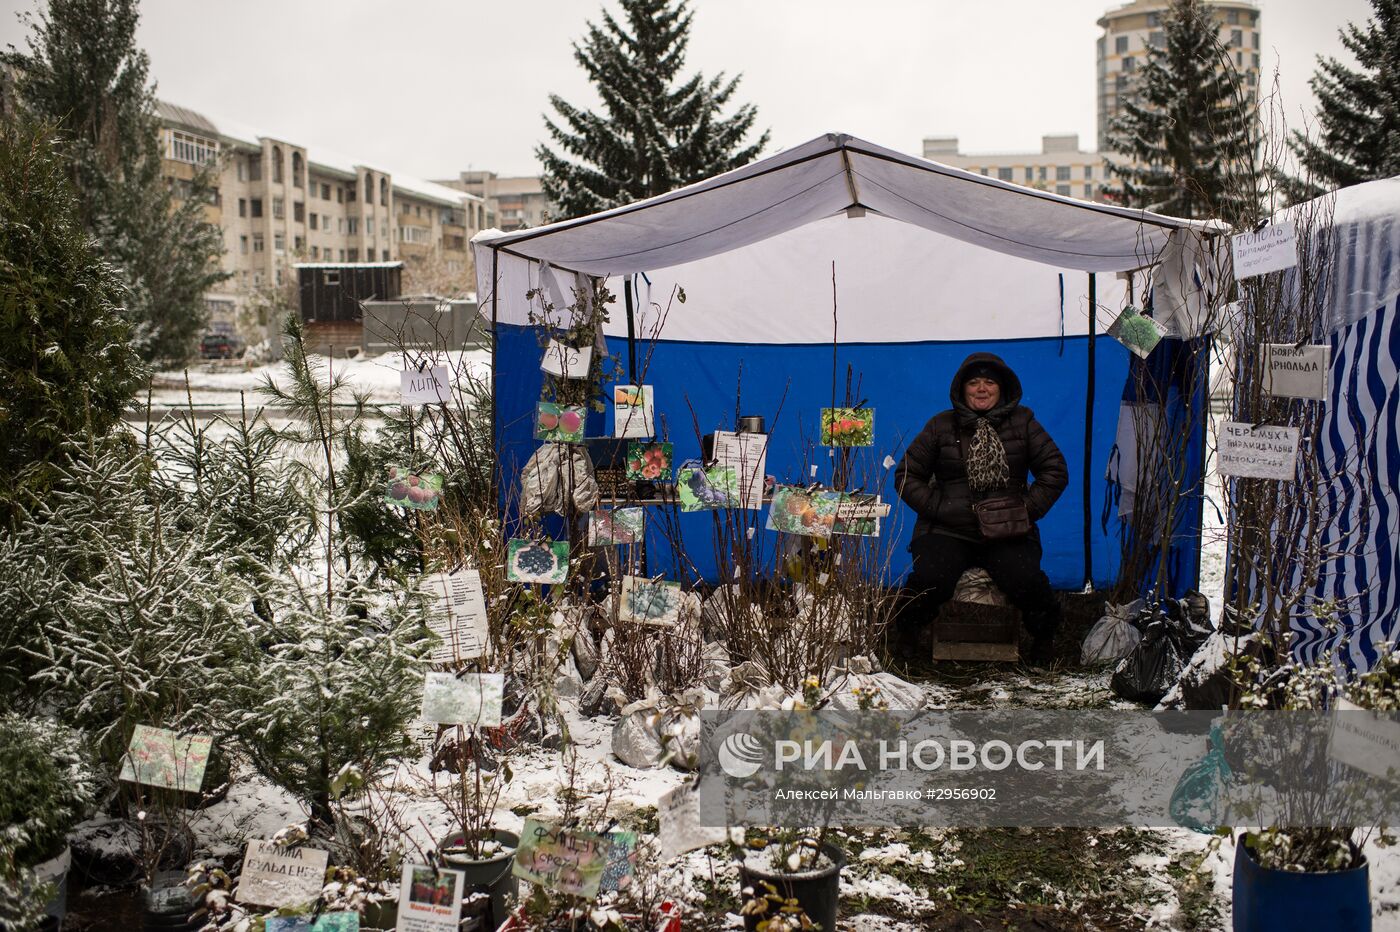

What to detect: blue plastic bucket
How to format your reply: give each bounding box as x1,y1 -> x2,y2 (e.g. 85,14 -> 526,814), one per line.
1233,837 -> 1370,932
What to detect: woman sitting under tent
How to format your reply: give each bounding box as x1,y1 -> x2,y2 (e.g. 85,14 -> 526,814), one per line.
893,353 -> 1069,665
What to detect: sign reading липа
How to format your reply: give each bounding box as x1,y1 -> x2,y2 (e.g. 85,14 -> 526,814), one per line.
1217,421 -> 1299,480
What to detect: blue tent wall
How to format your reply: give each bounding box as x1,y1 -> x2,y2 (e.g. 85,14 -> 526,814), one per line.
494,321 -> 1182,591
1108,336 -> 1211,599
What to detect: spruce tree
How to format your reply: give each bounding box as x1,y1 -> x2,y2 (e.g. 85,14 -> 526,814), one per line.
537,0 -> 769,221
0,116 -> 143,516
1281,0 -> 1400,203
3,0 -> 228,364
1103,0 -> 1259,220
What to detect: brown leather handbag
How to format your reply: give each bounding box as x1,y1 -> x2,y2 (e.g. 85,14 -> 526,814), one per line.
973,494 -> 1031,539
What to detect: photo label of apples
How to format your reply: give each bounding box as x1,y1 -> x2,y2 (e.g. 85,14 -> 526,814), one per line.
385,467 -> 444,511
821,407 -> 875,447
626,441 -> 673,481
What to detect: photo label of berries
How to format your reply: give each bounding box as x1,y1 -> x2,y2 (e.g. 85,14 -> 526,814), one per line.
625,441 -> 673,481
821,407 -> 875,447
385,467 -> 444,511
619,575 -> 682,626
506,538 -> 571,584
535,402 -> 588,443
677,464 -> 739,511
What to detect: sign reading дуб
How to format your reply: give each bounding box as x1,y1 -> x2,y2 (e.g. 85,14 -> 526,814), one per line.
1217,421 -> 1299,480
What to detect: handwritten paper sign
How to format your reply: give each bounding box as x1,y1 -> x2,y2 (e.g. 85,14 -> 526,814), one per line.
1329,699 -> 1400,781
512,818 -> 610,900
657,782 -> 727,862
420,671 -> 504,727
400,366 -> 451,405
613,385 -> 655,439
397,862 -> 465,932
1217,421 -> 1299,480
541,340 -> 592,379
713,431 -> 768,510
119,725 -> 212,793
236,841 -> 329,908
1231,221 -> 1298,279
421,569 -> 489,664
1263,344 -> 1331,400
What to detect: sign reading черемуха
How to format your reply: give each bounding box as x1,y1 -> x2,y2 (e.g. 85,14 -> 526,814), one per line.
1217,421 -> 1299,480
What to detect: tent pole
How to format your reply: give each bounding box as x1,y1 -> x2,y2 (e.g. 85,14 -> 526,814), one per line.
624,275 -> 637,382
1084,273 -> 1097,590
490,248 -> 500,517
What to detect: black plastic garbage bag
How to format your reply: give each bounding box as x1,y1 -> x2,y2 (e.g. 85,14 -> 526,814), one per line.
1111,620 -> 1186,704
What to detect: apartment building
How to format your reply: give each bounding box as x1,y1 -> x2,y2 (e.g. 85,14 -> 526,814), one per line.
1097,0 -> 1262,150
156,102 -> 488,341
922,134 -> 1107,203
439,171 -> 552,232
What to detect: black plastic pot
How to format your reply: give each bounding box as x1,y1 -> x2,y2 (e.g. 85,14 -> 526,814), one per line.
30,845 -> 71,929
359,898 -> 399,931
143,870 -> 201,931
438,829 -> 519,931
738,843 -> 845,932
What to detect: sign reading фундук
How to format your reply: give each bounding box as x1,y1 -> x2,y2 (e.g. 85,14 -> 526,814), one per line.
696,710 -> 1400,829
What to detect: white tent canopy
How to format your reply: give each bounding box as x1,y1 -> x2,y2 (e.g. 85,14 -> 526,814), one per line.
473,132 -> 1224,342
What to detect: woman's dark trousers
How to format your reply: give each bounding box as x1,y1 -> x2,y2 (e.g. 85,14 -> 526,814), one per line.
898,533 -> 1061,646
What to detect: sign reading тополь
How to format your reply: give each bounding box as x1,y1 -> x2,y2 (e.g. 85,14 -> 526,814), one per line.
1231,221 -> 1298,279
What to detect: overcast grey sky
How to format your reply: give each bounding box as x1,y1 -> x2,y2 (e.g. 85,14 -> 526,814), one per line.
0,0 -> 1376,180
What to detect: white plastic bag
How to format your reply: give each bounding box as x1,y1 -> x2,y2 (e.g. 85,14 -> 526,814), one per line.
1081,599 -> 1144,665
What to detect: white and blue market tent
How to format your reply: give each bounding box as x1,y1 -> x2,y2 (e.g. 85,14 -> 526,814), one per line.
472,132 -> 1222,591
1260,177 -> 1400,672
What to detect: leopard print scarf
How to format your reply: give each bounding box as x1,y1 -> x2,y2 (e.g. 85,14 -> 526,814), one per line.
966,417 -> 1011,494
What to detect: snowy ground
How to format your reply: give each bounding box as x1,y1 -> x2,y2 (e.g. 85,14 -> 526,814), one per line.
140,350 -> 490,416
119,351 -> 1397,929
167,664 -> 1400,930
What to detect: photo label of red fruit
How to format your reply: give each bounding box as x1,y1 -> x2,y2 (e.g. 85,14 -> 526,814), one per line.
536,403 -> 586,441
385,469 -> 442,511
821,407 -> 874,446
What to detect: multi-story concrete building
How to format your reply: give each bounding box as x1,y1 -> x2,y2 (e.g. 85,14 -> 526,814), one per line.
439,171 -> 552,232
1096,0 -> 1262,151
921,134 -> 1107,202
156,102 -> 488,341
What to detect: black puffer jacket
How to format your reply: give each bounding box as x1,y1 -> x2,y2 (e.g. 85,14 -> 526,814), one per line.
895,352 -> 1069,544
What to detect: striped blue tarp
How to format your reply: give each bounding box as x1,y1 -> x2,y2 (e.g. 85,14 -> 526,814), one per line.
1243,179 -> 1400,673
